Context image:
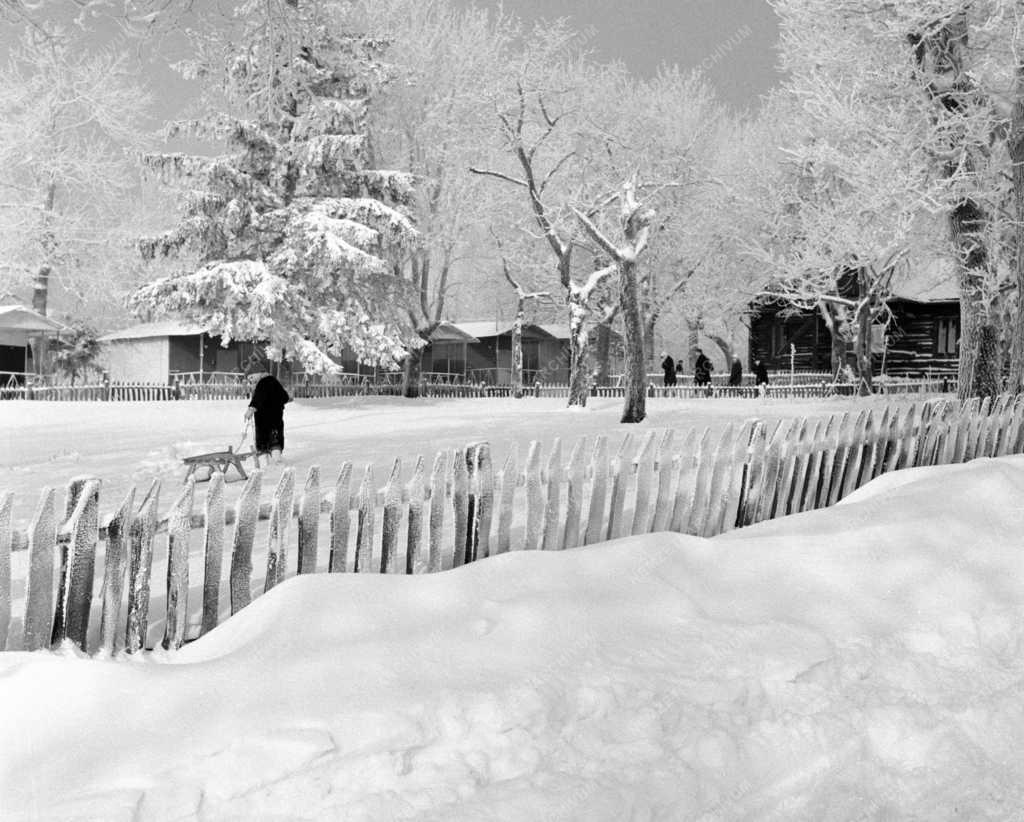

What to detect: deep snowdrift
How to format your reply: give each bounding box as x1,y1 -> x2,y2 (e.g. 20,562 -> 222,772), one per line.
3,457 -> 1024,821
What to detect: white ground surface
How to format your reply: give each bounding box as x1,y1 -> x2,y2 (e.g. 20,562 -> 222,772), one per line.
2,455 -> 1024,821
0,394 -> 932,526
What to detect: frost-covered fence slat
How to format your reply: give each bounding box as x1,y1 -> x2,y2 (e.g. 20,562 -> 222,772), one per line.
524,442 -> 544,551
228,471 -> 260,614
0,492 -> 10,650
562,438 -> 587,549
721,422 -> 753,532
297,466 -> 320,575
681,428 -> 713,534
263,468 -> 295,591
126,480 -> 160,653
99,487 -> 135,654
542,438 -> 563,550
650,430 -> 676,533
754,421 -> 789,524
329,463 -> 351,573
23,487 -> 57,650
821,412 -> 851,507
772,418 -> 803,520
584,436 -> 609,546
631,431 -> 657,536
451,447 -> 469,567
494,447 -> 517,554
737,424 -> 767,526
699,425 -> 734,537
381,459 -> 403,573
606,433 -> 634,541
354,466 -> 374,573
670,429 -> 700,532
56,479 -> 100,652
162,479 -> 194,652
787,418 -> 817,517
839,410 -> 871,502
51,477 -> 96,646
199,475 -> 225,637
474,444 -> 494,560
802,416 -> 832,512
427,451 -> 448,571
406,457 -> 426,573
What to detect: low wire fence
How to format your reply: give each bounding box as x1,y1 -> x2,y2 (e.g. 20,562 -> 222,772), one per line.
0,393 -> 1020,657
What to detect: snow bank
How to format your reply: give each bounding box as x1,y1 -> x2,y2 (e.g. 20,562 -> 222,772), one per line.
4,457 -> 1024,820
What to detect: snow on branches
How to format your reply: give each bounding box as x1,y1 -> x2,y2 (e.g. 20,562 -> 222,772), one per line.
130,1 -> 420,373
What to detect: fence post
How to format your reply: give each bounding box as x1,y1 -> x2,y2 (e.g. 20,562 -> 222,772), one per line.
126,480 -> 160,653
54,479 -> 101,652
534,381 -> 541,398
98,487 -> 135,654
162,479 -> 195,651
51,476 -> 100,647
103,373 -> 111,402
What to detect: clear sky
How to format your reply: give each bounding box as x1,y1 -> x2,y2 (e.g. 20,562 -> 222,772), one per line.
473,0 -> 781,110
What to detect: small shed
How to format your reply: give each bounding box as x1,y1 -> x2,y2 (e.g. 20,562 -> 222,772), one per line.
98,321 -> 262,384
0,304 -> 66,382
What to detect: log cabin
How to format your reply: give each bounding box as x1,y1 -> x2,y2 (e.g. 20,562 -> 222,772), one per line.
749,267 -> 960,377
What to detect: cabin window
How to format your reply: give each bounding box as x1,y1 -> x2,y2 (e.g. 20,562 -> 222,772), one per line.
935,318 -> 959,356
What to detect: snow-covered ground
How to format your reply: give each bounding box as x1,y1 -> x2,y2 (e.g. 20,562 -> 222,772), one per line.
0,394 -> 932,525
3,454 -> 1024,821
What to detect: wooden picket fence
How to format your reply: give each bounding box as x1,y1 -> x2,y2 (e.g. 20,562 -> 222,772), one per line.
1,393 -> 1021,657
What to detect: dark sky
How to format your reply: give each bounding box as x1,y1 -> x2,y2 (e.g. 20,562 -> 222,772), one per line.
477,0 -> 781,109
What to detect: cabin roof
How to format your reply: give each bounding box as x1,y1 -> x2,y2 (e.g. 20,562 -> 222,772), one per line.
97,320 -> 207,341
0,305 -> 67,333
889,258 -> 959,303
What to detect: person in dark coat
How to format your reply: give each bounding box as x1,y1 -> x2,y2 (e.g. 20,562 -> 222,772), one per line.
660,352 -> 677,387
728,355 -> 743,387
754,359 -> 770,388
694,349 -> 713,387
244,367 -> 292,465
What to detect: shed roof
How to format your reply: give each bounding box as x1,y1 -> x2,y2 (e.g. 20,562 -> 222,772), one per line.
450,320 -> 565,341
889,257 -> 959,303
0,305 -> 66,333
428,321 -> 479,343
97,320 -> 206,342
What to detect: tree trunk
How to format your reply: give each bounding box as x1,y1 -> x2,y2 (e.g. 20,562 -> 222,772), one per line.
818,302 -> 847,377
642,315 -> 656,367
594,319 -> 613,386
854,270 -> 873,396
30,265 -> 51,376
402,347 -> 423,398
973,322 -> 1001,398
619,258 -> 646,424
511,305 -> 524,399
567,289 -> 590,407
1008,62 -> 1024,390
951,199 -> 991,400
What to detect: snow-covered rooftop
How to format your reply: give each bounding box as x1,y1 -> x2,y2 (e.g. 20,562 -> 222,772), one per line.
97,320 -> 207,341
0,304 -> 66,333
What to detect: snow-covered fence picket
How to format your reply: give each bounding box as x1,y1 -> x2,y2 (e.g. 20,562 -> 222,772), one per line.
1,394 -> 1022,656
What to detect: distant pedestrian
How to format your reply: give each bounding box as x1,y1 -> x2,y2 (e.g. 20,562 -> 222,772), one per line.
245,365 -> 291,466
694,348 -> 713,387
661,352 -> 677,387
754,359 -> 769,388
729,355 -> 743,387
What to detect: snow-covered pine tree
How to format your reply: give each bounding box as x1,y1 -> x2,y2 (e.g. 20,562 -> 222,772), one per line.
130,1 -> 419,373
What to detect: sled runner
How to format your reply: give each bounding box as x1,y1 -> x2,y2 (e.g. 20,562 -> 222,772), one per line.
182,421 -> 256,483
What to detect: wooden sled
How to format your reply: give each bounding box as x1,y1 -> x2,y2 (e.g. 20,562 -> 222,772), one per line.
182,445 -> 256,483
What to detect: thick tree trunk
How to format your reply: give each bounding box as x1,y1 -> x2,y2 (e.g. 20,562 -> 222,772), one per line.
818,302 -> 847,377
594,319 -> 613,386
951,199 -> 991,400
1008,63 -> 1024,390
974,322 -> 1001,398
567,290 -> 590,407
643,315 -> 656,367
402,347 -> 423,398
30,265 -> 51,376
619,259 -> 646,424
707,333 -> 732,365
511,306 -> 524,399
